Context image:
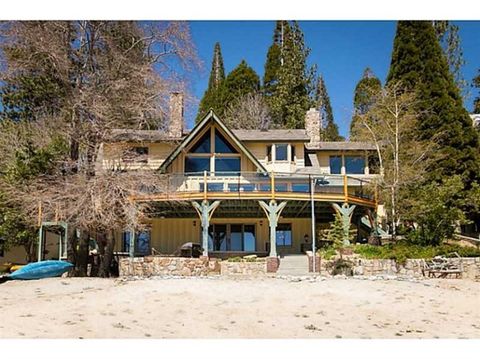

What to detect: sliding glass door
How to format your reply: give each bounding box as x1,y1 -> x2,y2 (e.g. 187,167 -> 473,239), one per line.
207,224 -> 256,252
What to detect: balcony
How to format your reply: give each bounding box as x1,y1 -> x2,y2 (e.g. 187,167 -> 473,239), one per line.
132,171 -> 377,207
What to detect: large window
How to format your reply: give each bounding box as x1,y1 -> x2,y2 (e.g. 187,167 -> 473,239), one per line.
208,223 -> 256,252
276,144 -> 288,161
276,223 -> 292,246
266,144 -> 296,163
329,156 -> 342,174
185,127 -> 240,175
122,230 -> 150,255
345,156 -> 365,174
185,157 -> 210,173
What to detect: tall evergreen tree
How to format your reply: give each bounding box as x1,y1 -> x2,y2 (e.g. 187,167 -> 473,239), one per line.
264,21 -> 315,129
387,21 -> 480,188
220,60 -> 260,110
263,21 -> 288,99
196,42 -> 226,122
316,75 -> 342,141
473,69 -> 480,113
350,68 -> 382,139
432,21 -> 467,98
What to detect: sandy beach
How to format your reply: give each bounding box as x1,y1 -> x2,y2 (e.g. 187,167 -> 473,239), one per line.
1,276 -> 479,339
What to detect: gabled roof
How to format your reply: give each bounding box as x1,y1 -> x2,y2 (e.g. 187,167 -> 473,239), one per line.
232,129 -> 309,142
107,129 -> 183,142
158,110 -> 268,173
306,141 -> 376,151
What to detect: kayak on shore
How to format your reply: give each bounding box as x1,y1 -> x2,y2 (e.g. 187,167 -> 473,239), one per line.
7,260 -> 73,280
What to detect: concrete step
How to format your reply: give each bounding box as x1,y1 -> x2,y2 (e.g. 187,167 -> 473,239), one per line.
276,255 -> 310,276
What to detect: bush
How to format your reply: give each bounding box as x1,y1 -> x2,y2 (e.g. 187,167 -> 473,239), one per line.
317,246 -> 337,260
353,241 -> 480,265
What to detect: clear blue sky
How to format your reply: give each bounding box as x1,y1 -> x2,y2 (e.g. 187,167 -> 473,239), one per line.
187,21 -> 480,138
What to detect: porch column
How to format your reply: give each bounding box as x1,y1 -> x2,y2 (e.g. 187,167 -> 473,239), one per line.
332,202 -> 356,246
37,225 -> 44,262
259,200 -> 288,257
129,229 -> 136,258
192,200 -> 221,257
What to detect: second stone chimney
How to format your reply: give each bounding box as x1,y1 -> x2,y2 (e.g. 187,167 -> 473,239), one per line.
168,92 -> 184,138
305,108 -> 321,145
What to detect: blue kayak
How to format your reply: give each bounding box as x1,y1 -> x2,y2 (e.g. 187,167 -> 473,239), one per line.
9,260 -> 73,280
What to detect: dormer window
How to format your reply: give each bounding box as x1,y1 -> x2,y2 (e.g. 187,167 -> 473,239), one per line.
266,144 -> 295,163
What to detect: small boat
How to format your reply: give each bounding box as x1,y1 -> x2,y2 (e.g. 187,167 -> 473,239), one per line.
8,260 -> 73,280
10,264 -> 24,272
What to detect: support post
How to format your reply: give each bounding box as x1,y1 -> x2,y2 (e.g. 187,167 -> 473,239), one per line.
192,200 -> 221,257
343,175 -> 349,203
259,200 -> 288,258
37,225 -> 44,262
129,230 -> 135,258
332,203 -> 356,246
270,171 -> 275,200
310,176 -> 316,272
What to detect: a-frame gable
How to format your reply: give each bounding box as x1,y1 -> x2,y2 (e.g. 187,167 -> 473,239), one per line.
159,110 -> 267,173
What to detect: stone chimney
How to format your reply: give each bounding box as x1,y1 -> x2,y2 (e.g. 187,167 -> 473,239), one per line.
305,108 -> 321,145
168,92 -> 184,138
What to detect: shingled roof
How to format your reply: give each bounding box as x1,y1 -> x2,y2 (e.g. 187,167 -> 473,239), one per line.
306,141 -> 376,151
232,129 -> 309,141
106,129 -> 184,142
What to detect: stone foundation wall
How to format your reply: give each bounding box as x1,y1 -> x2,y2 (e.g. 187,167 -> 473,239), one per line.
307,252 -> 480,280
266,257 -> 279,273
119,256 -> 220,277
220,260 -> 267,276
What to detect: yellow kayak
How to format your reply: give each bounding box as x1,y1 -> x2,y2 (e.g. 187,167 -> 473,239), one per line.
10,264 -> 24,272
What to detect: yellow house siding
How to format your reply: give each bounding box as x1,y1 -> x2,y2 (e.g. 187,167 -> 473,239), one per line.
145,217 -> 311,255
101,142 -> 176,171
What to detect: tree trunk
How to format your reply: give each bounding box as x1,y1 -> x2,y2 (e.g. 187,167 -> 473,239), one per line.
99,230 -> 115,278
75,230 -> 90,277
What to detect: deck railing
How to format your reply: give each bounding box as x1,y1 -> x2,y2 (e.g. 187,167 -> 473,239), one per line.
137,171 -> 375,202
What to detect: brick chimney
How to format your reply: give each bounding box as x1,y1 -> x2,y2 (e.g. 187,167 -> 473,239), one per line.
168,92 -> 184,138
305,108 -> 321,145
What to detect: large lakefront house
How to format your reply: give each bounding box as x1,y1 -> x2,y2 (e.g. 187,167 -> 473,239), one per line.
1,93 -> 382,264
101,93 -> 381,260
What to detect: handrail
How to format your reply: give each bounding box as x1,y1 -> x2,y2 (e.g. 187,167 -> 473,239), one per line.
134,171 -> 376,202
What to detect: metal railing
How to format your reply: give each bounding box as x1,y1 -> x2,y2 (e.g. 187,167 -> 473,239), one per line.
135,171 -> 375,201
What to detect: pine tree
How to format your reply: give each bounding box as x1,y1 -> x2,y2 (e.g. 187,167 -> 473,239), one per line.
473,69 -> 480,113
220,60 -> 260,111
263,21 -> 288,99
432,21 -> 467,98
350,68 -> 382,139
386,21 -> 480,186
196,42 -> 226,122
264,21 -> 315,129
316,75 -> 343,141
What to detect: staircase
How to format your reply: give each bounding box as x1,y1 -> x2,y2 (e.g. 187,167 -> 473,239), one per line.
276,254 -> 311,276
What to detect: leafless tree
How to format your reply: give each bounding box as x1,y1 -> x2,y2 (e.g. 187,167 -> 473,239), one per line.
0,21 -> 200,275
223,93 -> 272,130
352,82 -> 441,238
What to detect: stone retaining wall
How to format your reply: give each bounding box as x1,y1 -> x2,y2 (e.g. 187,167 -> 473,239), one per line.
119,256 -> 220,277
307,252 -> 480,280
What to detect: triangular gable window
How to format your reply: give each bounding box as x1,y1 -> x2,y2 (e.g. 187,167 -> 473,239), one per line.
189,130 -> 211,153
215,130 -> 238,154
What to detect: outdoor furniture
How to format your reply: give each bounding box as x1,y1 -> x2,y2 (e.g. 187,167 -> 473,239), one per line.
422,252 -> 463,278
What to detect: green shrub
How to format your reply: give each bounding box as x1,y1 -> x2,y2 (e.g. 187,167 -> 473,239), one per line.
353,241 -> 480,265
317,246 -> 337,260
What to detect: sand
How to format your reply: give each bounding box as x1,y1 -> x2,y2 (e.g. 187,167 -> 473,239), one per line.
1,276 -> 479,339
